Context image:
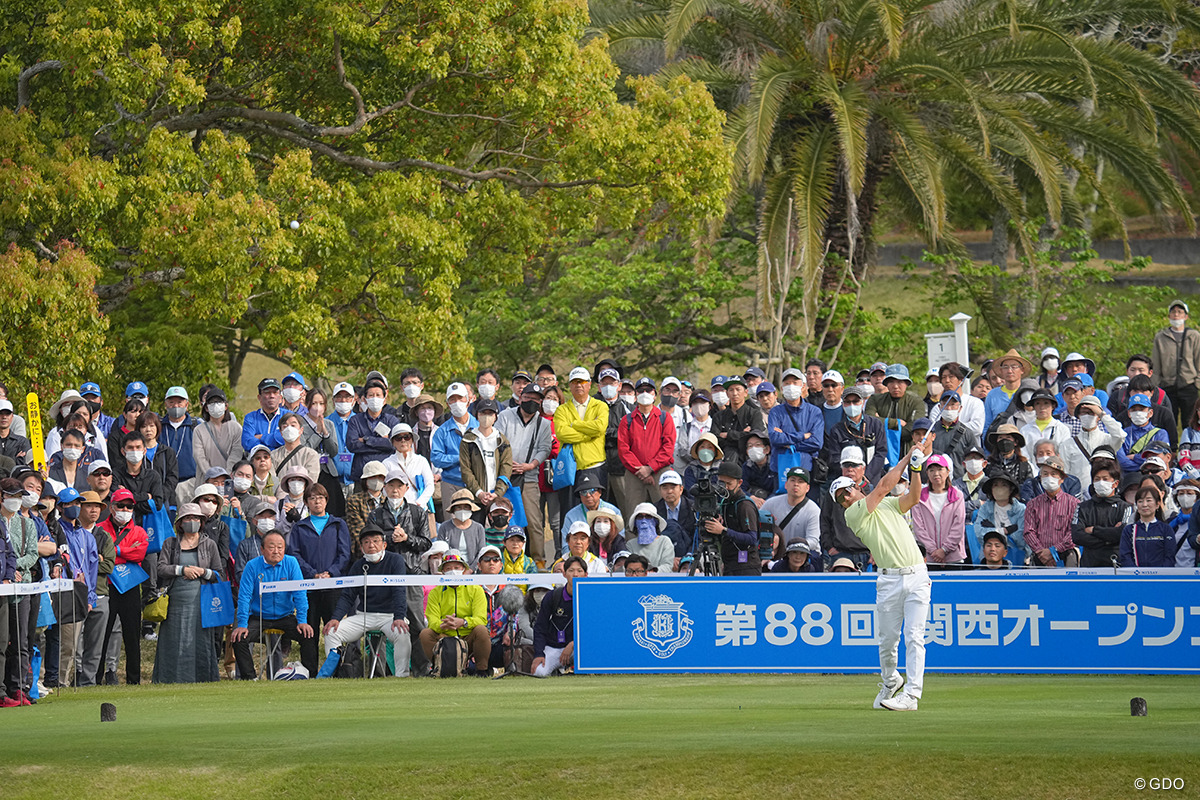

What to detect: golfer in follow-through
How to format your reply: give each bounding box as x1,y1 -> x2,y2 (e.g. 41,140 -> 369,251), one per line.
831,435 -> 933,712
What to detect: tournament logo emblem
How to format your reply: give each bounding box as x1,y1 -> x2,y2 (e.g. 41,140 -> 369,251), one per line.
632,594 -> 693,658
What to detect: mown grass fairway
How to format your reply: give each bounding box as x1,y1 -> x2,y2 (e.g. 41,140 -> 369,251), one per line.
3,674 -> 1197,799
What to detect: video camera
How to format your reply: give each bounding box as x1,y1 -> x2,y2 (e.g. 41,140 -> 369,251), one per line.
688,467 -> 728,545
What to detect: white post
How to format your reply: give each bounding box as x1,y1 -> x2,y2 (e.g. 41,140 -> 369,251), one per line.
950,313 -> 972,393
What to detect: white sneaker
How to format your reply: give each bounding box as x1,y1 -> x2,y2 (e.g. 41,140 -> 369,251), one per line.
881,692 -> 919,711
873,678 -> 904,709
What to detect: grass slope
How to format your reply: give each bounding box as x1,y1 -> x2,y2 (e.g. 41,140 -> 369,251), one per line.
3,674 -> 1196,799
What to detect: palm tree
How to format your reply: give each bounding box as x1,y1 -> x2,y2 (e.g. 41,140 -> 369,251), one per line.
596,0 -> 1200,360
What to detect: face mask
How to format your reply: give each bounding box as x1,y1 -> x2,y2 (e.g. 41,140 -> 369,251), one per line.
1093,480 -> 1115,498
1170,318 -> 1186,329
403,384 -> 422,400
281,426 -> 301,443
962,459 -> 983,475
282,387 -> 303,404
163,406 -> 186,421
366,397 -> 385,413
414,407 -> 434,425
289,480 -> 307,496
207,402 -> 227,419
693,403 -> 710,419
542,399 -> 559,415
1078,414 -> 1098,430
449,401 -> 468,418
232,476 -> 252,493
1035,456 -> 1050,466
488,514 -> 509,528
1130,410 -> 1150,426
891,484 -> 907,496
453,509 -> 473,522
857,383 -> 875,397
636,392 -> 655,406
21,491 -> 37,509
698,448 -> 716,464
941,407 -> 960,423
125,450 -> 145,465
388,496 -> 404,509
1041,475 -> 1061,492
594,521 -> 611,536
747,446 -> 766,463
113,509 -> 133,526
181,519 -> 201,534
635,517 -> 658,546
87,400 -> 102,415
997,439 -> 1016,456
520,400 -> 541,416
620,394 -> 636,406
927,382 -> 943,397
62,447 -> 83,462
364,550 -> 384,563
2,497 -> 23,513
711,391 -> 729,406
257,517 -> 276,532
661,396 -> 677,409
991,485 -> 1011,502
367,478 -> 384,493
600,385 -> 618,401
1179,493 -> 1197,510
198,500 -> 218,517
1043,358 -> 1060,371
781,385 -> 804,402
335,401 -> 354,416
61,505 -> 80,521
844,403 -> 863,418
478,384 -> 497,400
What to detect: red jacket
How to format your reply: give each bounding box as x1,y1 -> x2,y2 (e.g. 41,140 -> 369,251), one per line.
98,518 -> 149,566
617,408 -> 677,473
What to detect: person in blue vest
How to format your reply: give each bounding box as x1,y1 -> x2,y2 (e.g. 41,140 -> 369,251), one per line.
430,382 -> 478,495
162,385 -> 198,504
242,378 -> 286,453
1119,394 -> 1171,474
327,381 -> 357,496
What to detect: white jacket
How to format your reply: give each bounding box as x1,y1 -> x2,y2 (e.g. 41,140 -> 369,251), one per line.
1061,414 -> 1126,490
381,450 -> 435,509
1020,418 -> 1073,465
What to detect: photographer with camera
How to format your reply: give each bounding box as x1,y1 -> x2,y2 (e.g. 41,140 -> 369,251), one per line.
691,461 -> 761,576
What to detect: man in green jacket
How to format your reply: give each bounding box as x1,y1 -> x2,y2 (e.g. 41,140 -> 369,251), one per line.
866,364 -> 924,451
418,552 -> 491,674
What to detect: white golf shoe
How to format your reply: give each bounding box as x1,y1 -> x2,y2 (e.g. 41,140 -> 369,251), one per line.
881,692 -> 919,711
873,677 -> 904,709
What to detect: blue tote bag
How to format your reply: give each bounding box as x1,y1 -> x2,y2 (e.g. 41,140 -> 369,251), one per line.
199,580 -> 236,628
775,447 -> 805,494
143,498 -> 173,555
884,420 -> 904,468
549,444 -> 576,491
109,562 -> 149,594
223,513 -> 248,556
499,477 -> 528,528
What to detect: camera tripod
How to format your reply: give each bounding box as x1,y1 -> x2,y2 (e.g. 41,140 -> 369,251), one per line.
688,537 -> 724,577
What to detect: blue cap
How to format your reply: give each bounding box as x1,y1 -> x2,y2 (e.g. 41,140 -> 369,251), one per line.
912,417 -> 933,431
125,381 -> 148,398
744,367 -> 767,380
1075,373 -> 1094,387
503,525 -> 526,540
883,364 -> 911,383
941,390 -> 961,404
1129,393 -> 1152,409
283,371 -> 307,388
710,375 -> 728,387
756,381 -> 776,394
57,487 -> 82,504
1060,378 -> 1084,392
80,382 -> 102,397
634,377 -> 656,391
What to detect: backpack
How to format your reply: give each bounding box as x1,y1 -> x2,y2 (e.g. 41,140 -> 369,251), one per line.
333,643 -> 364,679
433,636 -> 469,678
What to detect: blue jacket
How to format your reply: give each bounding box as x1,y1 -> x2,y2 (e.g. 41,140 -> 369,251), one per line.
346,409 -> 401,482
242,407 -> 285,453
983,386 -> 1015,431
236,554 -> 309,626
161,416 -> 199,481
1120,519 -> 1177,567
327,412 -> 356,484
94,411 -> 117,439
766,402 -> 824,473
332,550 -> 407,620
289,515 -> 352,578
61,519 -> 100,607
430,416 -> 478,488
1118,423 -> 1170,474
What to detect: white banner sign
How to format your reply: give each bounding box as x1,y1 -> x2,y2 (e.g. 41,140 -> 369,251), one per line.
259,572 -> 567,594
0,578 -> 75,597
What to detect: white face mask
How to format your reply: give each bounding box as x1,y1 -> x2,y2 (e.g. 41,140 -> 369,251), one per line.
600,385 -> 618,401
255,517 -> 275,533
449,401 -> 468,418
207,402 -> 227,418
113,509 -> 133,526
620,394 -> 636,405
693,403 -> 710,419
232,476 -> 252,493
1170,317 -> 1186,329
366,397 -> 385,413
891,484 -> 907,496
387,496 -> 404,509
478,384 -> 497,400
594,521 -> 611,536
1035,456 -> 1050,466
363,550 -> 384,563
1041,475 -> 1061,492
125,450 -> 145,465
781,385 -> 804,402
747,446 -> 766,463
964,459 -> 984,475
542,399 -> 559,415
1078,414 -> 1098,430
335,401 -> 354,416
282,387 -> 303,404
941,407 -> 960,423
1179,492 -> 1197,510
711,391 -> 729,406
453,509 -> 473,522
1130,410 -> 1150,427
62,447 -> 83,462
21,491 -> 37,509
857,383 -> 875,397
1093,479 -> 1115,498
844,403 -> 863,419
698,448 -> 716,464
367,478 -> 385,493
991,485 -> 1011,502
636,392 -> 655,407
2,498 -> 21,513
197,500 -> 218,517
1043,358 -> 1060,371
927,382 -> 943,397
281,425 -> 301,443
289,479 -> 307,496
403,384 -> 422,400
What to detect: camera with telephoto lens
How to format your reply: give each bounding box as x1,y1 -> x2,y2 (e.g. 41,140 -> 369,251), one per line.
689,467 -> 728,545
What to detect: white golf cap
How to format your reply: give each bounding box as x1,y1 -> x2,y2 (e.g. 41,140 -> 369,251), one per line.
567,520 -> 591,537
821,370 -> 844,385
88,460 -> 112,475
165,386 -> 189,401
839,445 -> 866,466
389,422 -> 414,438
829,475 -> 857,500
332,381 -> 355,397
191,483 -> 221,501
781,368 -> 804,381
567,366 -> 591,383
445,382 -> 468,400
662,376 -> 682,389
0,399 -> 12,413
361,461 -> 388,480
384,468 -> 410,485
926,366 -> 940,379
658,469 -> 683,486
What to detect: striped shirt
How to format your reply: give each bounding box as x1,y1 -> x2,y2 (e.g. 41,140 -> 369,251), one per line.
1023,489 -> 1080,552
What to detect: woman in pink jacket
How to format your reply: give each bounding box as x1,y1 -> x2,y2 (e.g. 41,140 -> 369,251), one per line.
910,454 -> 966,568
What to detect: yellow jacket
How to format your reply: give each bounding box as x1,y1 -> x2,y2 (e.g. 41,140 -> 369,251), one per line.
553,398 -> 609,470
424,584 -> 488,637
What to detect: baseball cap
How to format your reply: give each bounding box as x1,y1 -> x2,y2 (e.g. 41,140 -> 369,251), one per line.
445,382 -> 469,400
203,466 -> 231,482
568,367 -> 591,383
478,545 -> 503,561
575,472 -> 604,494
926,366 -> 940,379
658,469 -> 683,486
165,386 -> 189,401
912,417 -> 933,432
567,520 -> 591,538
982,530 -> 1007,545
88,460 -> 112,476
843,384 -> 870,400
744,367 -> 766,380
785,540 -> 810,555
282,371 -> 307,387
784,466 -> 810,482
57,487 -> 82,504
821,370 -> 844,385
332,381 -> 355,397
598,367 -> 620,382
366,370 -> 389,390
503,525 -> 526,541
1129,393 -> 1152,409
634,377 -> 656,391
247,444 -> 272,458
1076,394 -> 1104,410
257,378 -> 281,393
125,381 -> 149,397
475,398 -> 501,415
840,446 -> 865,466
926,453 -> 952,471
1060,378 -> 1084,392
829,476 -> 857,500
756,381 -> 776,394
80,382 -> 102,397
941,390 -> 961,404
0,400 -> 12,414
869,361 -> 888,374
520,383 -> 544,396
384,468 -> 410,485
1169,299 -> 1190,314
110,487 -> 135,504
511,370 -> 533,383
781,368 -> 804,382
662,377 -> 682,390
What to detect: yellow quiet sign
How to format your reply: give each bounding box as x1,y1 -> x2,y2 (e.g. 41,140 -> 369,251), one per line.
26,393 -> 46,472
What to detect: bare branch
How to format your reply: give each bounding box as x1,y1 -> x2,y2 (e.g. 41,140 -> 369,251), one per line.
17,61 -> 62,110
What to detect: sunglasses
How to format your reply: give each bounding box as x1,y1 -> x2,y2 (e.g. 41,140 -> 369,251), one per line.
115,503 -> 136,510
479,556 -> 501,563
91,471 -> 112,477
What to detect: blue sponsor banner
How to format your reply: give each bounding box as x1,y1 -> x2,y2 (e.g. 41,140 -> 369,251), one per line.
573,570 -> 1200,675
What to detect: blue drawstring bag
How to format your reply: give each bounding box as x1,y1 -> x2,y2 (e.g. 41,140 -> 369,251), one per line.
109,562 -> 149,594
143,498 -> 173,555
550,445 -> 576,490
199,581 -> 235,628
223,513 -> 248,556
